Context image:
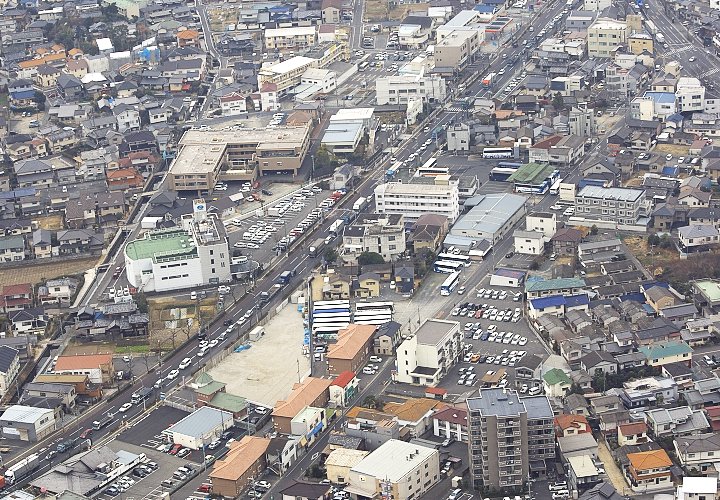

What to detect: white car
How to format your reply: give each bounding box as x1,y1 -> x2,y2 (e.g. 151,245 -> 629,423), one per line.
118,403 -> 133,413
179,357 -> 192,370
563,207 -> 575,217
166,369 -> 180,380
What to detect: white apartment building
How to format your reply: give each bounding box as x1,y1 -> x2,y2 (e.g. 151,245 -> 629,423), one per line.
587,18 -> 628,57
124,200 -> 231,292
346,440 -> 440,499
374,182 -> 460,223
264,27 -> 317,51
395,319 -> 462,386
342,213 -> 406,263
569,106 -> 597,137
631,92 -> 677,120
676,77 -> 706,112
434,29 -> 482,71
436,10 -> 481,41
375,72 -> 447,105
300,68 -> 337,94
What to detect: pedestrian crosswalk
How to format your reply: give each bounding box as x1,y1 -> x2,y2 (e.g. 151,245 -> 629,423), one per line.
664,43 -> 694,56
446,105 -> 465,112
701,67 -> 720,79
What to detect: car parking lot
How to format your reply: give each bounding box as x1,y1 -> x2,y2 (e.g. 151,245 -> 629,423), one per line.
225,186 -> 340,261
438,279 -> 548,394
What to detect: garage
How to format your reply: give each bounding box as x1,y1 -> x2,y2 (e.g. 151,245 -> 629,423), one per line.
490,268 -> 526,288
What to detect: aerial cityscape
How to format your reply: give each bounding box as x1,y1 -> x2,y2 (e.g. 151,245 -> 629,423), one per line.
1,0 -> 720,498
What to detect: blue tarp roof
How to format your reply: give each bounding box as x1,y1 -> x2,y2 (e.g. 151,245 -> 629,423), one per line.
565,294 -> 590,307
530,295 -> 566,309
10,90 -> 35,100
662,166 -> 679,176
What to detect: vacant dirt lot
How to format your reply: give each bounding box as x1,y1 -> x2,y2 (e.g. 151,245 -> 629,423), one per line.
0,257 -> 96,287
35,215 -> 65,231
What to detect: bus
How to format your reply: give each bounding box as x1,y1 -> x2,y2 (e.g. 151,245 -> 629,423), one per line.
482,147 -> 514,159
358,61 -> 369,71
490,166 -> 519,182
434,260 -> 464,273
549,177 -> 564,195
386,161 -> 403,180
415,160 -> 449,177
436,253 -> 471,267
353,315 -> 393,325
440,272 -> 461,295
312,312 -> 353,322
313,300 -> 350,310
312,321 -> 350,331
355,301 -> 395,313
354,310 -> 393,320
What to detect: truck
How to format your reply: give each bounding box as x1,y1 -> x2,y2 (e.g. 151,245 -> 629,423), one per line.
276,270 -> 294,286
3,454 -> 40,485
656,32 -> 665,43
92,414 -> 115,431
309,238 -> 325,258
259,284 -> 283,304
268,206 -> 285,217
131,386 -> 154,405
645,20 -> 658,35
482,72 -> 496,88
352,196 -> 368,212
328,219 -> 344,236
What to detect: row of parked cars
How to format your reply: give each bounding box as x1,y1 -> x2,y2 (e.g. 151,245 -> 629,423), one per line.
104,461 -> 159,496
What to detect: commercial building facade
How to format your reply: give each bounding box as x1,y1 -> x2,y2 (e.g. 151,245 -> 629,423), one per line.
375,73 -> 447,106
587,18 -> 628,57
374,182 -> 460,223
574,186 -> 646,226
124,201 -> 231,292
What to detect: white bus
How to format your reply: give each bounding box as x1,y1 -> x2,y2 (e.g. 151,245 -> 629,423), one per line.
482,147 -> 514,159
353,314 -> 393,325
313,300 -> 351,311
434,260 -> 464,273
440,272 -> 461,295
312,312 -> 352,322
436,253 -> 471,267
355,301 -> 395,313
549,178 -> 563,195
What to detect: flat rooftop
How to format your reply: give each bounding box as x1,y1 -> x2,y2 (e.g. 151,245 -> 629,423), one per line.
695,280 -> 720,302
415,318 -> 458,346
350,439 -> 436,482
260,56 -> 315,76
125,228 -> 196,262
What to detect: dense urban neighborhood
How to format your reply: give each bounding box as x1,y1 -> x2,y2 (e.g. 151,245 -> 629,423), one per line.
5,0 -> 720,497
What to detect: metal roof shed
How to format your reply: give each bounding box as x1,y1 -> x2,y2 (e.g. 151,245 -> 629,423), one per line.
163,406 -> 234,450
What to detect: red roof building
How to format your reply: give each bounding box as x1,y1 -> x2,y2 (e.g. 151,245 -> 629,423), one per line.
706,406 -> 720,431
2,283 -> 33,313
554,414 -> 591,437
432,404 -> 468,443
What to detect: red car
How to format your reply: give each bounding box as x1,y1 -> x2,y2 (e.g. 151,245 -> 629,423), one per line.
198,484 -> 212,493
169,444 -> 183,455
80,429 -> 93,439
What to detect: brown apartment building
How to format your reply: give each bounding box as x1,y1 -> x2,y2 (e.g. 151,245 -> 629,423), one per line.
272,377 -> 332,434
326,324 -> 376,377
210,436 -> 271,497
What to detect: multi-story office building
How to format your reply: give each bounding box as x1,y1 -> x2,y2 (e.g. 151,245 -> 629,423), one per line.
124,200 -> 231,292
374,182 -> 460,223
342,213 -> 406,264
587,18 -> 628,57
569,105 -> 597,138
169,124 -> 311,190
574,186 -> 646,226
467,388 -> 555,490
434,29 -> 482,72
375,73 -> 447,105
676,77 -> 705,113
395,319 -> 462,386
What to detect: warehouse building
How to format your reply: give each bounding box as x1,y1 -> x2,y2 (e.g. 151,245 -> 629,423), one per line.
450,193 -> 527,245
163,406 -> 234,450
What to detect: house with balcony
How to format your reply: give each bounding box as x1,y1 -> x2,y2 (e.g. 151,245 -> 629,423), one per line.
679,225 -> 720,253
394,319 -> 462,386
617,422 -> 649,446
432,404 -> 468,443
645,406 -> 709,437
624,449 -> 673,493
674,432 -> 720,472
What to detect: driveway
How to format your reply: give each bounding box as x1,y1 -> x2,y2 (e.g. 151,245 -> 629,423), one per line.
597,439 -> 631,496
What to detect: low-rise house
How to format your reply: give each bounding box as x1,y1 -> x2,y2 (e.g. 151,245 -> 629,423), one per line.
580,351 -> 618,376
372,321 -> 401,356
674,432 -> 720,472
0,234 -> 26,262
328,371 -> 359,408
676,477 -> 718,500
432,404 -> 468,443
639,340 -> 693,367
624,449 -> 673,493
618,422 -> 649,446
9,307 -> 47,335
543,368 -> 572,398
53,353 -> 114,386
645,406 -> 709,437
555,414 -> 592,437
621,376 -> 678,408
557,433 -> 598,462
2,283 -> 33,313
22,381 -> 76,412
272,377 -> 331,435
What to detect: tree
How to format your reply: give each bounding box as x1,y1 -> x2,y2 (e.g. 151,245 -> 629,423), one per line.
135,292 -> 148,313
362,395 -> 382,409
358,252 -> 384,266
315,145 -> 332,169
590,225 -> 599,235
647,233 -> 660,248
324,248 -> 338,264
552,92 -> 564,111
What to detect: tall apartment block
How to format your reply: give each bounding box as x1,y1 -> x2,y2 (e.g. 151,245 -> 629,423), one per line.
467,388 -> 555,490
